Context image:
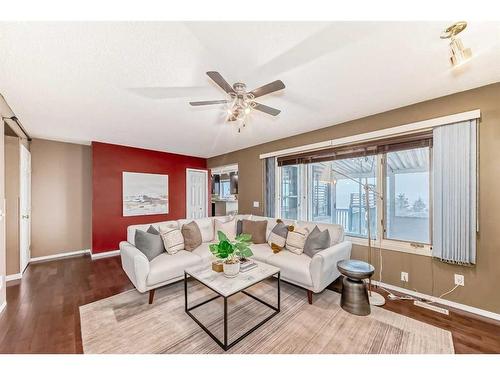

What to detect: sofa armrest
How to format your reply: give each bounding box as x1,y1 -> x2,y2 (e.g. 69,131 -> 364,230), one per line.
309,241 -> 352,293
119,241 -> 150,293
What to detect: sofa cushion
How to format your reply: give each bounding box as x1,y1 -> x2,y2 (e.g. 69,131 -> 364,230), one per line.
214,218 -> 237,241
241,219 -> 267,244
181,221 -> 202,251
147,251 -> 200,286
191,242 -> 215,263
249,243 -> 274,262
285,225 -> 310,255
267,220 -> 291,248
134,230 -> 165,261
127,221 -> 177,245
178,218 -> 214,242
266,250 -> 313,288
297,221 -> 344,246
303,226 -> 331,257
160,227 -> 184,254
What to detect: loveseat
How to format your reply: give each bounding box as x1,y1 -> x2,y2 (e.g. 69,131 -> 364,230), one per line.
119,215 -> 352,304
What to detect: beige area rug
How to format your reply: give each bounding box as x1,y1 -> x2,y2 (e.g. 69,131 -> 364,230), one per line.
80,279 -> 454,354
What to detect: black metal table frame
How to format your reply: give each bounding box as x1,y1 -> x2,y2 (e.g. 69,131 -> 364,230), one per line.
184,270 -> 280,351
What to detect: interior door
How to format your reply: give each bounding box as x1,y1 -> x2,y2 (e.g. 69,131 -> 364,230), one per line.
186,169 -> 208,219
19,144 -> 31,273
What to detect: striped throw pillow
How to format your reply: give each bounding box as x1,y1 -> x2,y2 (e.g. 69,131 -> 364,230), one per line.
285,226 -> 310,255
160,227 -> 184,254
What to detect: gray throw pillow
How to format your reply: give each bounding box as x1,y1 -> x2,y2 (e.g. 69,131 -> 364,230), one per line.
303,226 -> 331,257
135,229 -> 165,261
147,225 -> 160,235
267,221 -> 290,248
236,220 -> 243,236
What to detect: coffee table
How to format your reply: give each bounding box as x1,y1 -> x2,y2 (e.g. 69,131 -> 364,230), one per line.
184,260 -> 280,351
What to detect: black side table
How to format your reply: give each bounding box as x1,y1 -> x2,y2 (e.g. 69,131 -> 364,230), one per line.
337,259 -> 375,316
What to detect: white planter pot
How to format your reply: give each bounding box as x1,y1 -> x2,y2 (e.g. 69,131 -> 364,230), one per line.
223,261 -> 240,278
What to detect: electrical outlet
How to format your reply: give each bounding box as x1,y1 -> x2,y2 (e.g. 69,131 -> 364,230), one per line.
253,201 -> 260,208
454,274 -> 465,286
401,272 -> 409,282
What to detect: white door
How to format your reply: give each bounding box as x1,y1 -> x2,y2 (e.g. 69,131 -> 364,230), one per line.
19,144 -> 31,273
186,169 -> 208,219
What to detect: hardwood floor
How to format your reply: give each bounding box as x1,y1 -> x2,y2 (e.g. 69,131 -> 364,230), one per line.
1,255 -> 499,354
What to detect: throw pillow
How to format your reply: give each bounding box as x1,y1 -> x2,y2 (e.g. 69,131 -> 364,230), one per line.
147,225 -> 160,235
134,229 -> 165,261
181,221 -> 202,251
160,227 -> 184,254
267,220 -> 291,248
285,225 -> 310,255
236,219 -> 243,236
214,218 -> 237,241
241,219 -> 267,244
303,226 -> 331,257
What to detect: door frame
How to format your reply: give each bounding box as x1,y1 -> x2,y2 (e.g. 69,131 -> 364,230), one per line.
19,143 -> 31,273
186,168 -> 209,219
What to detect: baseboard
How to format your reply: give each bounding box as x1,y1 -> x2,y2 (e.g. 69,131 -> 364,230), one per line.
91,250 -> 120,260
30,249 -> 91,263
373,280 -> 500,322
0,301 -> 6,314
6,273 -> 22,282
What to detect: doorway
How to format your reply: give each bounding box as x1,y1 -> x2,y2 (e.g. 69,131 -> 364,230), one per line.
19,144 -> 31,272
186,168 -> 208,219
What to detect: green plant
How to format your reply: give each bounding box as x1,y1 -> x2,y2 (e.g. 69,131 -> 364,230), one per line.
209,231 -> 253,263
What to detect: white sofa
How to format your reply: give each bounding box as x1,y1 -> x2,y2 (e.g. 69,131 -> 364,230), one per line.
119,215 -> 352,304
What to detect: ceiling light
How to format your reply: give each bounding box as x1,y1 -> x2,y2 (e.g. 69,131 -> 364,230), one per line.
440,21 -> 472,67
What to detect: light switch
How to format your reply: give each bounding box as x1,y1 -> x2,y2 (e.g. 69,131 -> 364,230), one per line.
253,201 -> 260,208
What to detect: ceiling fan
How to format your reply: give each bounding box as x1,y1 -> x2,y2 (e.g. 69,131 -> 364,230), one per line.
190,71 -> 285,128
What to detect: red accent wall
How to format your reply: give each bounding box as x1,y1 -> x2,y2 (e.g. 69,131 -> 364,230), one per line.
92,141 -> 207,254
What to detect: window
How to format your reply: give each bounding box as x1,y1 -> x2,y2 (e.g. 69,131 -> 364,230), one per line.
307,156 -> 377,238
384,147 -> 430,244
276,136 -> 432,250
280,165 -> 301,220
220,180 -> 231,199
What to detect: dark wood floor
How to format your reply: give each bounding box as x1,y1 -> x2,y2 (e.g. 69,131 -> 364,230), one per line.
1,255 -> 499,354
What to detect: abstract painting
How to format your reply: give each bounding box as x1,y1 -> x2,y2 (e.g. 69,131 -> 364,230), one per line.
123,172 -> 168,216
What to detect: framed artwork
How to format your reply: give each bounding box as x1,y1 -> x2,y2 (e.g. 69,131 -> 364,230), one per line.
122,172 -> 169,216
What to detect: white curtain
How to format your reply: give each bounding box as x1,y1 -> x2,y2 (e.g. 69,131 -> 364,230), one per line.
432,120 -> 477,264
264,157 -> 276,217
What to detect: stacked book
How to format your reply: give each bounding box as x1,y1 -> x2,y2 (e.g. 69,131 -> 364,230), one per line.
240,259 -> 257,272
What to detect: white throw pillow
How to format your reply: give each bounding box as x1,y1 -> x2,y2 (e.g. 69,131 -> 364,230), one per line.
214,218 -> 237,241
285,226 -> 310,255
194,218 -> 215,242
160,227 -> 184,254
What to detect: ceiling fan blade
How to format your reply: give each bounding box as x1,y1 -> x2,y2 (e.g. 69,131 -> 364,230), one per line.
253,102 -> 281,116
189,100 -> 229,106
250,80 -> 285,98
206,71 -> 235,94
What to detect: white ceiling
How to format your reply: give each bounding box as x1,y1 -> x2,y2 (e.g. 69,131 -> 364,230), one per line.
1,21 -> 499,158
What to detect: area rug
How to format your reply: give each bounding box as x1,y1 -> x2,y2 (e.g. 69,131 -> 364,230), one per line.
79,279 -> 454,354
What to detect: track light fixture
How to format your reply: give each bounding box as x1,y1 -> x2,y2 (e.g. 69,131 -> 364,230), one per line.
440,21 -> 472,67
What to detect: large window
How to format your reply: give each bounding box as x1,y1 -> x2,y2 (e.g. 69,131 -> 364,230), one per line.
385,147 -> 430,244
307,156 -> 377,238
277,142 -> 432,247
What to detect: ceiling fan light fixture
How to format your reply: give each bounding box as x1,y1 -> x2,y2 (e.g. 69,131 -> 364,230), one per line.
440,21 -> 472,67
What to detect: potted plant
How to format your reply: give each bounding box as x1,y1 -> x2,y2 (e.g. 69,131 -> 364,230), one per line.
209,231 -> 253,277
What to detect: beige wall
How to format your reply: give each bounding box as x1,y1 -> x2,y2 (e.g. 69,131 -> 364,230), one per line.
5,136 -> 20,275
208,82 -> 500,314
31,138 -> 92,257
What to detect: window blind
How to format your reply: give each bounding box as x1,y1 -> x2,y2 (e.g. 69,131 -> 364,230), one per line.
277,131 -> 433,166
